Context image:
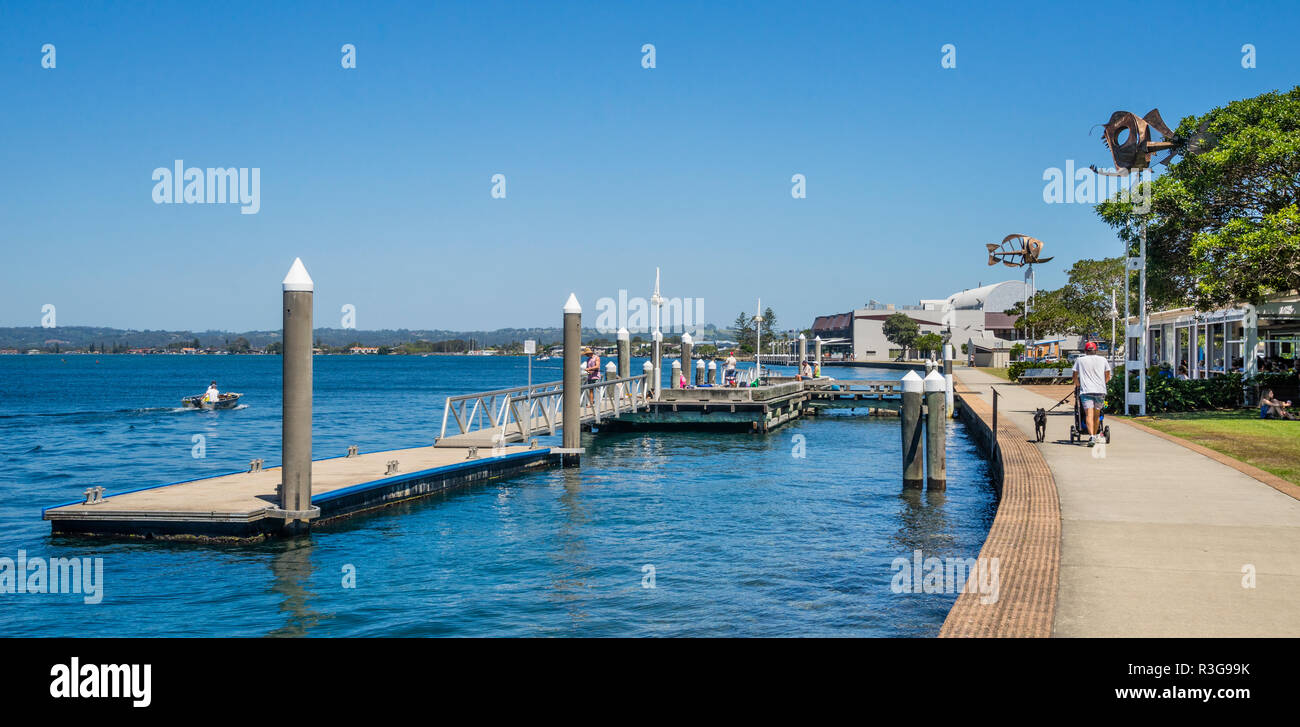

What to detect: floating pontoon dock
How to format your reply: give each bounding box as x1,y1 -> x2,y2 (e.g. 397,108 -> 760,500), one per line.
44,445 -> 557,540
40,261 -> 944,541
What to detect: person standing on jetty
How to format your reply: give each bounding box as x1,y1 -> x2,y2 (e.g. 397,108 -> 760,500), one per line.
583,347 -> 601,383
1071,341 -> 1112,446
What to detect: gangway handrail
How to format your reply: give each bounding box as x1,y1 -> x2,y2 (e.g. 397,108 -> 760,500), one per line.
438,374 -> 650,444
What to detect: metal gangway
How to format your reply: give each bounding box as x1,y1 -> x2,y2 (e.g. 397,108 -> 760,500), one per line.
435,374 -> 652,447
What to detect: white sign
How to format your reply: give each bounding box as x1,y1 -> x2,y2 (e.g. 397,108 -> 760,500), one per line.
523,340 -> 536,354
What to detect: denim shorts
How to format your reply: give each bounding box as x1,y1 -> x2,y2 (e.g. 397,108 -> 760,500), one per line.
1080,393 -> 1105,409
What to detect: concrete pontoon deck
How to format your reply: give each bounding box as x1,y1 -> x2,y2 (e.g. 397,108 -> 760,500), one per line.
44,444 -> 557,540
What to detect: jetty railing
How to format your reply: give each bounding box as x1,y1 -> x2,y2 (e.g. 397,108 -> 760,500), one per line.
437,374 -> 650,446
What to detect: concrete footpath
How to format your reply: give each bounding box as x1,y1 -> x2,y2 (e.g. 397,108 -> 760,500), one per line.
956,367 -> 1300,637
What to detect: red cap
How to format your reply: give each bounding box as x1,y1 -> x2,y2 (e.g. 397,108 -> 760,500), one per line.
1084,341 -> 1098,352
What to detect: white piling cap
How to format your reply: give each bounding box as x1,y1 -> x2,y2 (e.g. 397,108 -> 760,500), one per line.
653,330 -> 663,342
798,333 -> 806,340
282,258 -> 314,292
671,359 -> 681,369
563,293 -> 582,314
924,369 -> 946,392
707,360 -> 716,369
696,359 -> 705,368
617,327 -> 629,341
606,361 -> 617,371
814,335 -> 822,342
901,370 -> 923,393
681,332 -> 693,344
643,361 -> 654,371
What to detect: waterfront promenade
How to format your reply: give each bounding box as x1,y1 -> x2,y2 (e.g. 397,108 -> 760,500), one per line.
955,367 -> 1300,637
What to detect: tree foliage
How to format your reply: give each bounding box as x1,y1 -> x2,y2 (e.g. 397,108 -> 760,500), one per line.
761,306 -> 777,341
882,312 -> 919,350
1095,86 -> 1300,309
732,311 -> 755,352
1006,257 -> 1125,347
914,332 -> 943,358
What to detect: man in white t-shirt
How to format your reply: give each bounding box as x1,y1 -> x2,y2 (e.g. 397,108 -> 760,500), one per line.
1071,341 -> 1112,446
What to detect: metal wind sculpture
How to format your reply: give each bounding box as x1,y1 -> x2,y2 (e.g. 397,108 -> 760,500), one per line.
1090,108 -> 1215,176
1086,106 -> 1216,414
984,234 -> 1051,365
986,234 -> 1052,268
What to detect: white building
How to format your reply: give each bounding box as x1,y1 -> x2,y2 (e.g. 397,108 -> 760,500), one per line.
811,280 -> 1030,361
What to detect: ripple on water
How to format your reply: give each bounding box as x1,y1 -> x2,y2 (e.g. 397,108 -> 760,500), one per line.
0,357 -> 994,636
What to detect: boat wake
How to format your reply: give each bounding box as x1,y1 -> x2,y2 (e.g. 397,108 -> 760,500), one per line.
0,406 -> 195,421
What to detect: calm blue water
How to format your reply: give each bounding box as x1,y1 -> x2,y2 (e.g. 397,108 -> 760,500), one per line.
0,355 -> 993,637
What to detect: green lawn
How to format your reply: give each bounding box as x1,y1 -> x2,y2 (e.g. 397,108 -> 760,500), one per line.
1127,409 -> 1300,486
982,367 -> 1011,381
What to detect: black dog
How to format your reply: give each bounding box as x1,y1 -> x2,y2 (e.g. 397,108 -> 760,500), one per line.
1033,408 -> 1047,442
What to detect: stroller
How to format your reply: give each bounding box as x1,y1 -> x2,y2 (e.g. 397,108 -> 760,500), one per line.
1062,385 -> 1111,445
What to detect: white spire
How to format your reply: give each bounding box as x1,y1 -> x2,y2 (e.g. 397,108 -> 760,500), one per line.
282,258 -> 314,292
650,268 -> 663,335
650,267 -> 663,306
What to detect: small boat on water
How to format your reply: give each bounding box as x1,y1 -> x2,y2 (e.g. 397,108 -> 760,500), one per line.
181,392 -> 243,410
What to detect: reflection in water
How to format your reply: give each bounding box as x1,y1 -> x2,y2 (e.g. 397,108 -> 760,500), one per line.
548,465 -> 591,626
892,484 -> 954,556
267,536 -> 321,637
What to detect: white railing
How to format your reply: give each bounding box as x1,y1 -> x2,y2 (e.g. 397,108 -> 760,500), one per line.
437,374 -> 650,445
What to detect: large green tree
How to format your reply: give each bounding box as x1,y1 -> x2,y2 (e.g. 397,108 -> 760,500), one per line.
1005,257 -> 1125,349
882,312 -> 920,354
761,306 -> 777,341
732,311 -> 755,352
1095,86 -> 1300,309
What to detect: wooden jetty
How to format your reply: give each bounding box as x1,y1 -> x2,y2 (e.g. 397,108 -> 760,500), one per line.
39,264 -> 938,541
599,377 -> 904,433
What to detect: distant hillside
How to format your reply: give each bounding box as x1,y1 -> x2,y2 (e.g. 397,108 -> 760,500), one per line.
0,325 -> 724,351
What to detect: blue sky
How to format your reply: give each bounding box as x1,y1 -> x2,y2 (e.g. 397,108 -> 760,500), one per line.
2,0 -> 1297,332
